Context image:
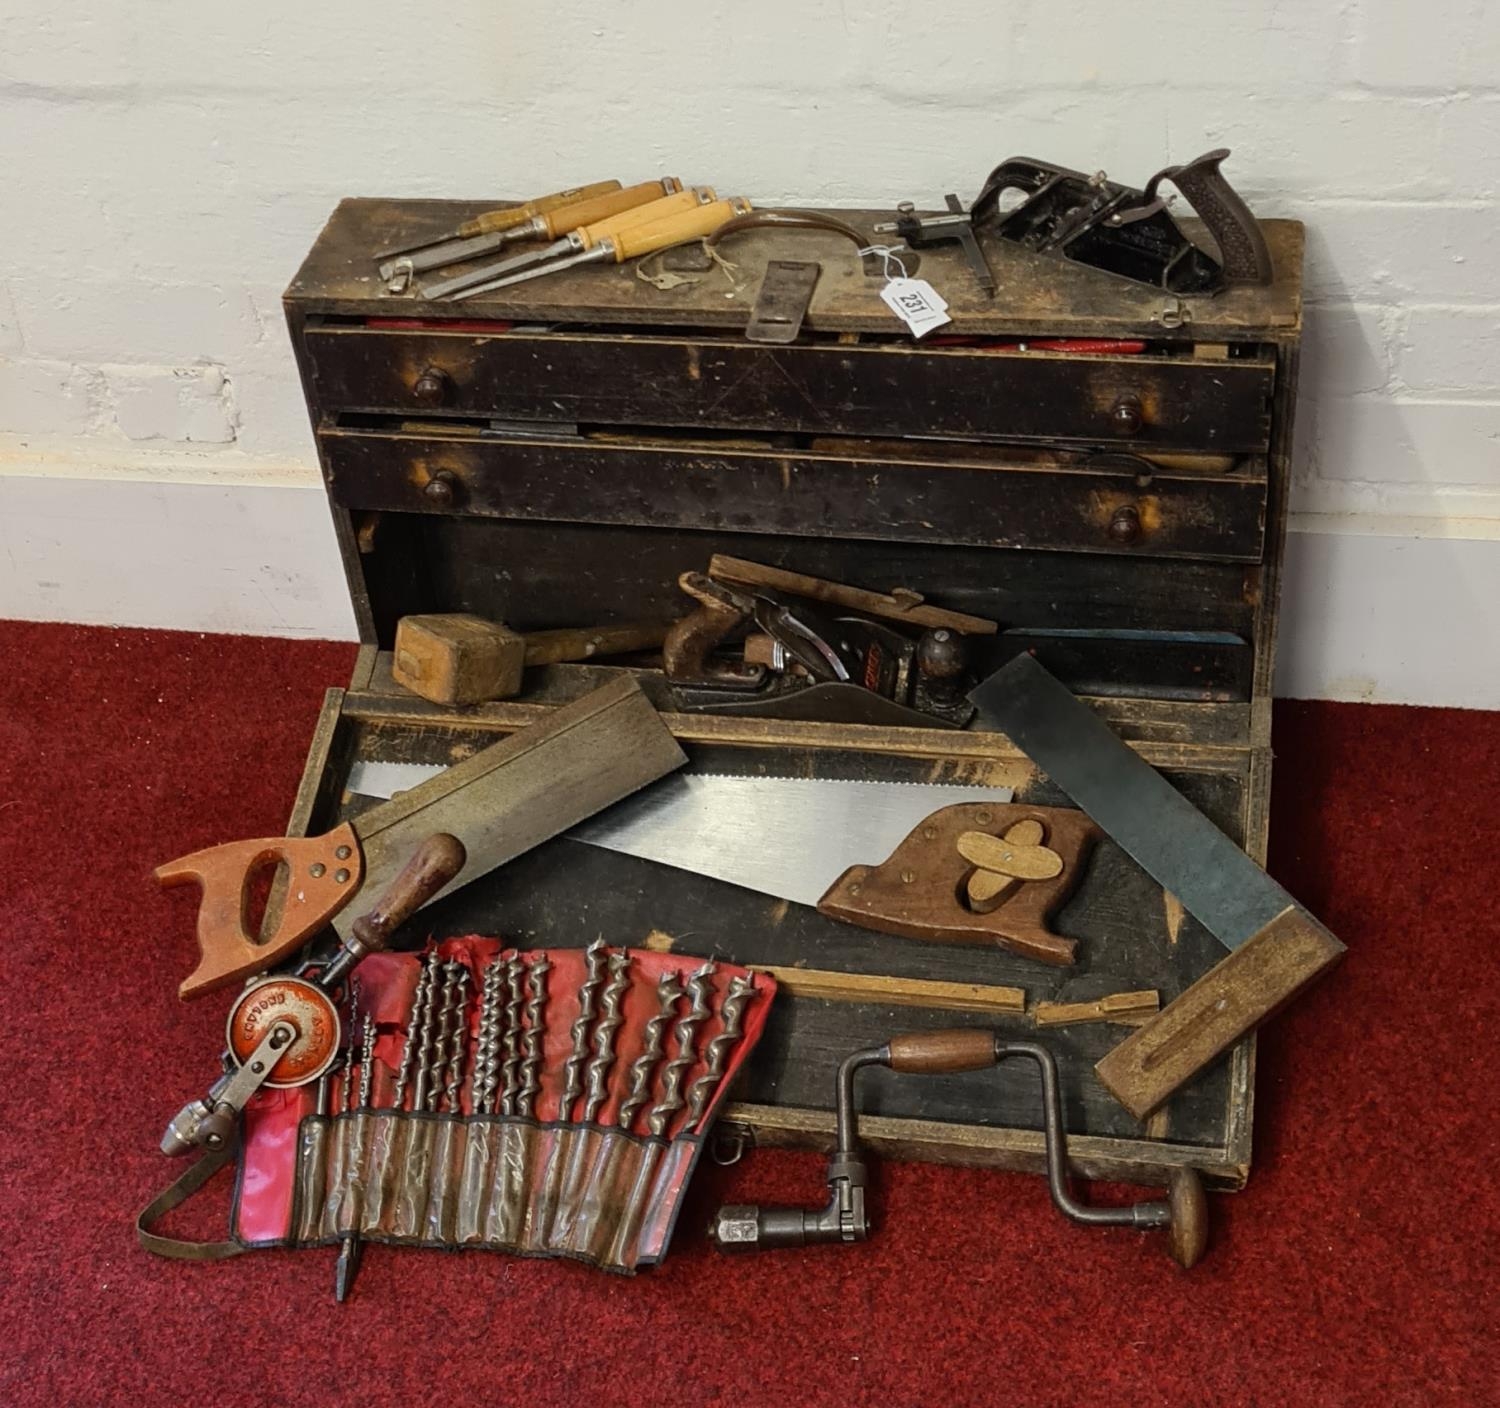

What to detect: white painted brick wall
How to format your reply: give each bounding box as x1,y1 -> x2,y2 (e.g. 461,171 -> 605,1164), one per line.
1,1 -> 1497,701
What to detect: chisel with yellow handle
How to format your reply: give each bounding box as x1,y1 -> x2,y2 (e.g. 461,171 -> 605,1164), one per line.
424,186 -> 717,300
376,179 -> 622,262
451,195 -> 753,301
378,178 -> 683,283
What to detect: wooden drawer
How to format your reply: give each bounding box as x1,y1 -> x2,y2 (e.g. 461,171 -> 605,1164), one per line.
304,326 -> 1276,454
320,427 -> 1268,561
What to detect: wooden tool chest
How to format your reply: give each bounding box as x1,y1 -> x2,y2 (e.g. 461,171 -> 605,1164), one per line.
284,200 -> 1303,1192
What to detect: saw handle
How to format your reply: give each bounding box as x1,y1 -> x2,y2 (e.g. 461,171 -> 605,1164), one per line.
155,823 -> 365,1001
457,180 -> 622,239
349,833 -> 466,955
887,1028 -> 999,1074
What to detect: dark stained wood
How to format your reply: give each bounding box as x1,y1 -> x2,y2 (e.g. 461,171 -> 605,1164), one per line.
364,516 -> 1262,641
305,328 -> 1275,453
287,198 -> 1303,341
319,429 -> 1270,562
280,198 -> 1304,1191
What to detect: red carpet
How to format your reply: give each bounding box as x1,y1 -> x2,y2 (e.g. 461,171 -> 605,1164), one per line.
1,620 -> 1495,1407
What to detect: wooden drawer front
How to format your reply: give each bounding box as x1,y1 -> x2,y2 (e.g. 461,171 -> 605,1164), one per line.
321,430 -> 1268,561
305,328 -> 1275,453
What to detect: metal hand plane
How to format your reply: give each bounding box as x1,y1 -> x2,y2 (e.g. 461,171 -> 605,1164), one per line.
972,147 -> 1273,296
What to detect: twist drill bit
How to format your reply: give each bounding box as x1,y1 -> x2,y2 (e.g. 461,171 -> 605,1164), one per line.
499,956 -> 526,1116
619,972 -> 683,1133
357,1009 -> 377,1110
392,952 -> 437,1112
517,955 -> 550,1119
345,991 -> 370,1113
561,939 -> 609,1122
471,958 -> 505,1115
648,962 -> 716,1139
441,963 -> 472,1113
686,974 -> 756,1128
583,952 -> 631,1124
417,955 -> 459,1114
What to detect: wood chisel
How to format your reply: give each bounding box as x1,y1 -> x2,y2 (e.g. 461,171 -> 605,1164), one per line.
967,654 -> 1346,1118
375,179 -> 622,261
423,186 -> 716,300
156,677 -> 686,999
448,195 -> 752,301
377,178 -> 684,284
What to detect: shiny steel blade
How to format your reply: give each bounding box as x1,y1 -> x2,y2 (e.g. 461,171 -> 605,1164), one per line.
570,774 -> 1014,907
422,236 -> 572,299
450,244 -> 600,300
347,763 -> 1012,906
378,227 -> 525,283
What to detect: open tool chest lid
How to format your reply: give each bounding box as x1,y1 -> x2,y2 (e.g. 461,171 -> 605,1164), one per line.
280,196 -> 1306,1194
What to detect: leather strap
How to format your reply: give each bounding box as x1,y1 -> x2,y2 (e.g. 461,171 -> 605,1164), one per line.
136,1145 -> 248,1261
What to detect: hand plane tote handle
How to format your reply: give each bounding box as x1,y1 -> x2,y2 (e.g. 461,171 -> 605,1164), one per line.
1140,148 -> 1272,285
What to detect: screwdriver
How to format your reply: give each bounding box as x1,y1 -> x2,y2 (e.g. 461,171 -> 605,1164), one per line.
375,180 -> 622,262
452,196 -> 752,301
424,187 -> 716,300
377,179 -> 684,283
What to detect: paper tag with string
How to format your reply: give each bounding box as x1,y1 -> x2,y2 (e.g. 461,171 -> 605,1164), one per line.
861,245 -> 951,339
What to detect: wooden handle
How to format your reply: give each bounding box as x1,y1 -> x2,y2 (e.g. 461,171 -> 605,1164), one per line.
539,179 -> 680,239
522,621 -> 669,666
456,180 -> 622,238
886,1028 -> 998,1074
612,197 -> 751,262
575,189 -> 711,252
349,832 -> 466,954
957,829 -> 1064,881
1094,907 -> 1346,1119
1168,1167 -> 1209,1269
157,822 -> 364,1000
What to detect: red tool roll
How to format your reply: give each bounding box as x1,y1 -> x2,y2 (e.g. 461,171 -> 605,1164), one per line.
144,938 -> 776,1277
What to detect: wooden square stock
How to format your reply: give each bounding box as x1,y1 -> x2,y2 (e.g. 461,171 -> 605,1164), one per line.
1094,907 -> 1346,1120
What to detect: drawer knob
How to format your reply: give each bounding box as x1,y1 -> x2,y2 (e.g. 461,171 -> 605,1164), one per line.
423,470 -> 461,508
1108,505 -> 1143,545
412,366 -> 451,406
1110,395 -> 1144,435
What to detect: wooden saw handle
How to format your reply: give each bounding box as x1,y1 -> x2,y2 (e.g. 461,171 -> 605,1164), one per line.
816,803 -> 1099,966
456,180 -> 622,238
155,823 -> 365,1001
